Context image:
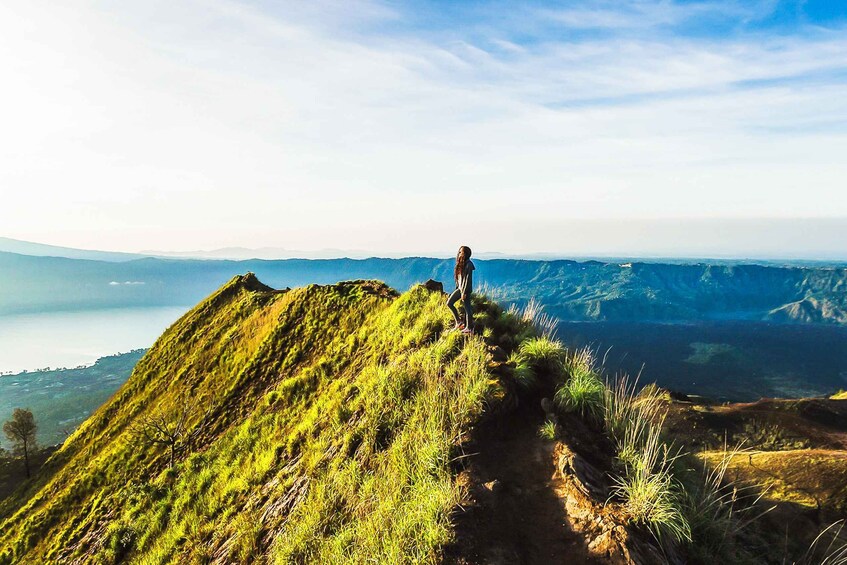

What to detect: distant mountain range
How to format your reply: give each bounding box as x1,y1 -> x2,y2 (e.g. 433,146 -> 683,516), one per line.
6,236 -> 846,265
0,237 -> 145,262
140,246 -> 376,260
2,248 -> 846,325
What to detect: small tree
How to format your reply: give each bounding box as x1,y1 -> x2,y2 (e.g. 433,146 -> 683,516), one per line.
3,408 -> 38,478
131,396 -> 209,469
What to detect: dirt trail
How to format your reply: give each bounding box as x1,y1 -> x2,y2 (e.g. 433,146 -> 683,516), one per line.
446,406 -> 601,565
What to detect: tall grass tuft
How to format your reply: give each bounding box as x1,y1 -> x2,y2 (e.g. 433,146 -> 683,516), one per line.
683,443 -> 772,560
601,374 -> 691,543
611,422 -> 691,543
538,420 -> 558,441
507,298 -> 559,339
507,352 -> 537,390
796,520 -> 847,564
603,375 -> 667,456
554,347 -> 604,420
518,336 -> 565,376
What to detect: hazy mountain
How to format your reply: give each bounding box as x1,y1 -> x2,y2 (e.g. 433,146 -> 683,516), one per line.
2,251 -> 847,325
0,237 -> 145,262
139,246 -> 376,260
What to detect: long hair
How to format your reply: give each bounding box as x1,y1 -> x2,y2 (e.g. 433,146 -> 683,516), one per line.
454,246 -> 472,285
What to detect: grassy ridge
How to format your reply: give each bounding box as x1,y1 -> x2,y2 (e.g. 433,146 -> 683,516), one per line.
0,275 -> 517,564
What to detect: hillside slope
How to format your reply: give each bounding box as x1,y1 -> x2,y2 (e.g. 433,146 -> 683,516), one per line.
3,275 -> 845,563
0,275 -> 516,564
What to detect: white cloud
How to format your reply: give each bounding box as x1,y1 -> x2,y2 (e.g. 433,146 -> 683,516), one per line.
0,0 -> 844,256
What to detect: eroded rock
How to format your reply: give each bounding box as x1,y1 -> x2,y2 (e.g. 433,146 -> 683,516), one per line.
422,279 -> 444,293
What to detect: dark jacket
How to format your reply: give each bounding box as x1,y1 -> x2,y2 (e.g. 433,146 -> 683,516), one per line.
457,260 -> 475,297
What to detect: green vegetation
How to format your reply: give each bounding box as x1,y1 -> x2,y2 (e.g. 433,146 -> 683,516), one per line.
600,376 -> 691,542
554,347 -> 605,420
681,445 -> 767,562
508,352 -> 538,390
0,350 -> 145,449
1,270 -> 838,564
543,342 -> 766,555
0,275 -> 526,564
2,409 -> 37,479
517,337 -> 564,379
610,423 -> 690,543
537,420 -> 557,441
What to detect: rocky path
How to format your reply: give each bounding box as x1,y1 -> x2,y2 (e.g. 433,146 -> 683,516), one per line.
445,405 -> 600,565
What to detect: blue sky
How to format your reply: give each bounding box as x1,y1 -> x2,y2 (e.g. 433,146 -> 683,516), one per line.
0,0 -> 845,258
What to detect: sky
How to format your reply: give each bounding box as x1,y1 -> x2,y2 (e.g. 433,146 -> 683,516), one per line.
0,0 -> 846,258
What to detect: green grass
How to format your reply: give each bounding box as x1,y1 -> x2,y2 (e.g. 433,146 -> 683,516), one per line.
507,352 -> 537,390
680,444 -> 768,563
517,336 -> 564,377
600,375 -> 692,543
554,347 -> 605,420
548,346 -> 716,548
537,420 -> 558,441
0,277 -> 514,564
610,421 -> 691,543
506,298 -> 559,339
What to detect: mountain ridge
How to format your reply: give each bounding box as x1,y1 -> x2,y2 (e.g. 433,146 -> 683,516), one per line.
4,251 -> 846,325
2,276 -> 846,563
0,276 -> 508,562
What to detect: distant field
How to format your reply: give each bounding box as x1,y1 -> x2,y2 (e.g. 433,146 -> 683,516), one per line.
0,350 -> 144,448
557,321 -> 847,401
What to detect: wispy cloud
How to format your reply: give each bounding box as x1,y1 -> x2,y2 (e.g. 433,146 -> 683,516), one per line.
539,0 -> 775,30
0,0 -> 845,256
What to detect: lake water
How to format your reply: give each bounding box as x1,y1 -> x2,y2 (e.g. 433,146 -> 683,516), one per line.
0,306 -> 189,374
556,321 -> 847,402
2,307 -> 846,402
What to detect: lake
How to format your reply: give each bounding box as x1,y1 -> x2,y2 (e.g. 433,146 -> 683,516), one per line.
556,321 -> 847,402
0,306 -> 189,374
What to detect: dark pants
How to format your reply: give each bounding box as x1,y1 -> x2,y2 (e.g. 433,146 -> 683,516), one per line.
447,289 -> 472,328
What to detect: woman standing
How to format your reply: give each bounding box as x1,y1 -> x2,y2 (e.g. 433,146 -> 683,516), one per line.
447,245 -> 475,334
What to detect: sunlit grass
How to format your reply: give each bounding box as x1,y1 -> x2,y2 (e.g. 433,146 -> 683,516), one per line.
518,336 -> 564,377
554,347 -> 605,420
537,420 -> 558,441
0,280 -> 510,564
610,420 -> 691,543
